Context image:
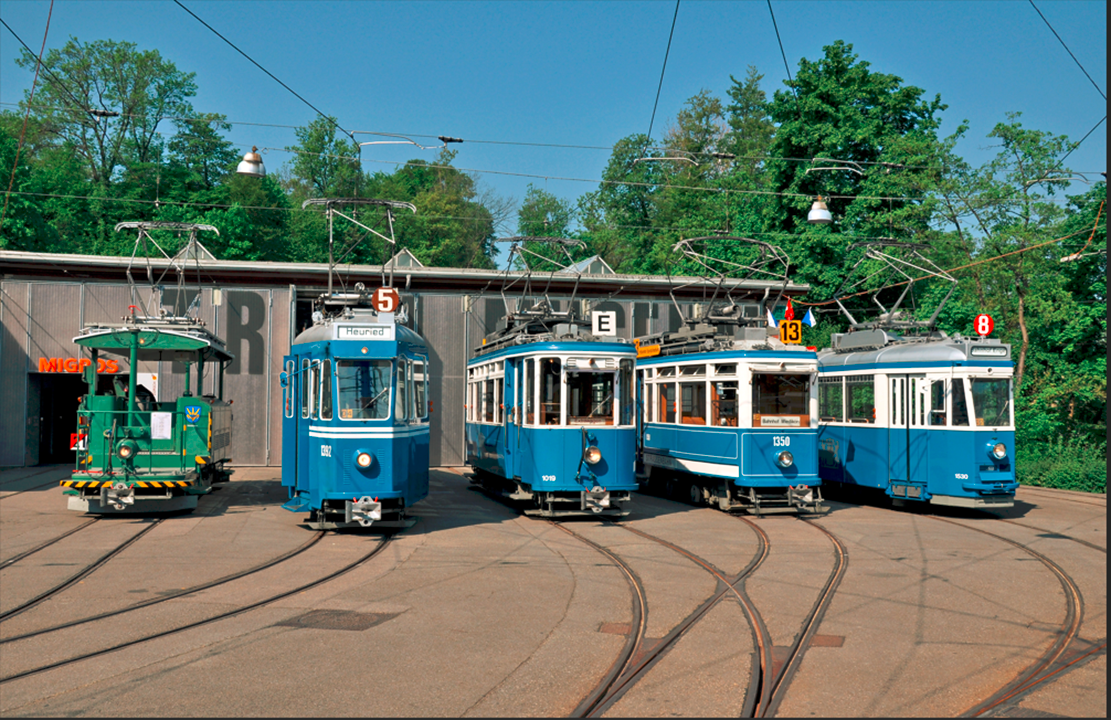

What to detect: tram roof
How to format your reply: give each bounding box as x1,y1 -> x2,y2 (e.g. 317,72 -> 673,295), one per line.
0,250 -> 809,300
818,334 -> 1012,368
73,320 -> 233,363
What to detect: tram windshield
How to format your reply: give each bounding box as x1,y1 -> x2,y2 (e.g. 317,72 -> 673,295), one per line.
752,373 -> 811,428
970,378 -> 1011,427
337,359 -> 392,420
568,370 -> 615,425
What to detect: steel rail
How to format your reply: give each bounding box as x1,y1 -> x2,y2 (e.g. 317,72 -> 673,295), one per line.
0,533 -> 396,684
0,531 -> 326,644
0,519 -> 164,622
924,515 -> 1086,718
758,517 -> 849,717
564,517 -> 772,718
0,518 -> 100,569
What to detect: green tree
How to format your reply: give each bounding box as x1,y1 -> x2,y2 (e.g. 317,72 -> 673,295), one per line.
283,117 -> 360,198
15,38 -> 198,189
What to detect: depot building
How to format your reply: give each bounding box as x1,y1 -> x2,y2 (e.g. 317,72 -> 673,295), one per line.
0,248 -> 807,469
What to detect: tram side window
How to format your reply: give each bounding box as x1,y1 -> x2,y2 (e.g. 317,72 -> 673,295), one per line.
819,377 -> 844,422
711,381 -> 738,426
951,379 -> 970,426
929,380 -> 946,426
524,359 -> 535,424
301,358 -> 311,419
337,359 -> 391,420
753,373 -> 810,427
495,376 -> 503,423
619,360 -> 634,426
541,358 -> 562,425
396,360 -> 409,422
659,383 -> 676,423
483,377 -> 496,422
971,378 -> 1011,427
413,358 -> 428,420
319,360 -> 333,420
284,360 -> 294,418
846,375 -> 875,424
680,382 -> 706,425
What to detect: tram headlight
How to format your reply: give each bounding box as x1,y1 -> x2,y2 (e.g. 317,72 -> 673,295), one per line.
583,445 -> 602,465
990,443 -> 1007,460
116,440 -> 138,460
776,450 -> 794,468
356,452 -> 373,469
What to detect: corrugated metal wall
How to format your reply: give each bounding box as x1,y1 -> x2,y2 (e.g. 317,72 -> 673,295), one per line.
419,294 -> 468,466
0,282 -> 29,467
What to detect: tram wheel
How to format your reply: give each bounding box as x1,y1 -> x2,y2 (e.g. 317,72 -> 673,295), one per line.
689,483 -> 703,506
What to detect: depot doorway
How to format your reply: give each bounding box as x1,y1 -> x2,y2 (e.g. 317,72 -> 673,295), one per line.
33,373 -> 86,464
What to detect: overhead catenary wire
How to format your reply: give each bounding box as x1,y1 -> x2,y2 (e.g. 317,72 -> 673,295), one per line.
1028,0 -> 1106,101
766,0 -> 796,94
794,199 -> 1106,309
171,0 -> 355,143
644,0 -> 681,147
0,1 -> 54,232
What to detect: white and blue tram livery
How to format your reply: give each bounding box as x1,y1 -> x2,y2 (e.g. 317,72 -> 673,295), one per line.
280,295 -> 430,529
816,329 -> 1016,508
466,305 -> 638,517
636,320 -> 823,514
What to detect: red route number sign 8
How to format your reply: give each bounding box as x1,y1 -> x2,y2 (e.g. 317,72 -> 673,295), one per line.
372,287 -> 400,313
974,313 -> 994,336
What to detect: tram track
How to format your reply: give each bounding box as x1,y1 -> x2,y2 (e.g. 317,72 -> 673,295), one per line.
0,518 -> 164,623
0,532 -> 396,685
1017,485 -> 1107,508
0,518 -> 100,569
0,531 -> 326,644
993,517 -> 1106,554
919,514 -> 1099,718
554,508 -> 847,718
0,466 -> 71,499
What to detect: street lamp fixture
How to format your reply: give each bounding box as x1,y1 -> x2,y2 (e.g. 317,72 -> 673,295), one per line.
807,196 -> 832,224
236,146 -> 266,178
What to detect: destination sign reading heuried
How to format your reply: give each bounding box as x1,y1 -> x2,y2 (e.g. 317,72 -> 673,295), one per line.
336,325 -> 395,341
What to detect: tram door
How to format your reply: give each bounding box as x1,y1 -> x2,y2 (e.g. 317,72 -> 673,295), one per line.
296,357 -> 313,493
888,375 -> 929,489
281,358 -> 297,488
505,360 -> 519,477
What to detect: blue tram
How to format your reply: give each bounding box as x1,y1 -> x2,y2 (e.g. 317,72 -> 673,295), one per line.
816,328 -> 1016,508
465,302 -> 638,516
280,293 -> 430,529
636,317 -> 823,514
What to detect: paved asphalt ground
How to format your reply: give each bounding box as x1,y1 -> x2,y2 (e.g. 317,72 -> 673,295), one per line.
0,465 -> 1104,717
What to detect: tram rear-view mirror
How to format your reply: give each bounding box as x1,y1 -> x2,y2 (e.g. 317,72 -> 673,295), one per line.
279,371 -> 289,388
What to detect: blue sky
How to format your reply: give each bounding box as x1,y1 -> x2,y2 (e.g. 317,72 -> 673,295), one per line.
1,0 -> 1106,243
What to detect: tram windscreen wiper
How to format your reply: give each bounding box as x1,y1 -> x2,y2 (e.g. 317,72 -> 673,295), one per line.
364,387 -> 389,411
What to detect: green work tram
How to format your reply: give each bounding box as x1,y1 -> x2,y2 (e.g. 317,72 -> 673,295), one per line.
61,308 -> 234,513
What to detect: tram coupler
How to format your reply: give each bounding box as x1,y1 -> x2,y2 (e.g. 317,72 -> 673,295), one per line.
582,486 -> 611,514
345,496 -> 382,527
101,482 -> 135,511
787,484 -> 826,514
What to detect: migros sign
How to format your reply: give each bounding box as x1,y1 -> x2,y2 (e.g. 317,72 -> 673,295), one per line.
38,357 -> 121,373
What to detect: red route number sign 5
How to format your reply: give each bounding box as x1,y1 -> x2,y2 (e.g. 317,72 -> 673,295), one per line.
974,313 -> 994,336
372,287 -> 400,313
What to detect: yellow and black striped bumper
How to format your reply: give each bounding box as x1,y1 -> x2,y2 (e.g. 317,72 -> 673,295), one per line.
61,479 -> 194,489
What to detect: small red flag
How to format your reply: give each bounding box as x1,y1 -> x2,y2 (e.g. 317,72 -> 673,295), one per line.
785,298 -> 795,321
